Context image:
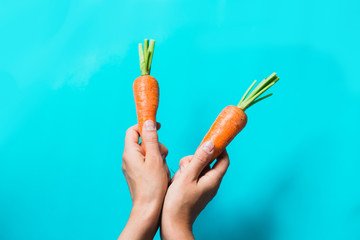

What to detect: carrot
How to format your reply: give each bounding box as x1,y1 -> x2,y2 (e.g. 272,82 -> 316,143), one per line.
200,73 -> 280,160
133,39 -> 159,139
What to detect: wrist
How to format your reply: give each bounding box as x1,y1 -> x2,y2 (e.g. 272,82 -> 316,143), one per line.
131,201 -> 161,222
119,202 -> 162,240
161,214 -> 194,240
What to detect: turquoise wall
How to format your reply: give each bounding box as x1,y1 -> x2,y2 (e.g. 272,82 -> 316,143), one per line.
1,1 -> 360,239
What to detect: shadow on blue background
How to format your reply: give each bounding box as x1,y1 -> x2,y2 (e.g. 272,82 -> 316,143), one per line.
1,0 -> 360,239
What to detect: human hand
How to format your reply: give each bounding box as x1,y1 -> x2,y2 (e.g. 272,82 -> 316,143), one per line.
161,141 -> 230,240
118,120 -> 170,240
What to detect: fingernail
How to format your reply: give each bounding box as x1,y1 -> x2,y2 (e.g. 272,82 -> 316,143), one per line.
203,141 -> 214,153
144,120 -> 156,131
180,166 -> 184,172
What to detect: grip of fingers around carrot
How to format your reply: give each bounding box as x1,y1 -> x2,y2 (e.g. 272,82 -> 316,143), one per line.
177,140 -> 230,183
185,140 -> 216,179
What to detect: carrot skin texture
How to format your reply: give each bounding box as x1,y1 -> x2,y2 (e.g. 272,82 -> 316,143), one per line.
200,105 -> 247,160
133,75 -> 159,138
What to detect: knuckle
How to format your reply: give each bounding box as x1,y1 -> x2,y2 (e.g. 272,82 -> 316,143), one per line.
121,162 -> 126,172
125,128 -> 132,136
224,159 -> 230,170
163,150 -> 169,158
195,153 -> 209,164
163,147 -> 168,154
160,143 -> 168,155
146,152 -> 161,161
179,156 -> 190,166
122,154 -> 130,167
179,158 -> 186,165
122,152 -> 127,161
209,188 -> 219,198
143,134 -> 158,144
206,179 -> 221,194
215,176 -> 223,186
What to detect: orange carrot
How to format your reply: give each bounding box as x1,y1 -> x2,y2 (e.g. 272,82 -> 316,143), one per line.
200,73 -> 280,160
133,39 -> 159,138
200,105 -> 247,159
133,75 -> 159,137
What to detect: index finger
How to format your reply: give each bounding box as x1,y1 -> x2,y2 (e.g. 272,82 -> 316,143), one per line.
124,124 -> 140,149
209,150 -> 230,180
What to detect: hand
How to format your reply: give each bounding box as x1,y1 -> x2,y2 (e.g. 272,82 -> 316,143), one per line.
118,121 -> 170,240
161,141 -> 230,240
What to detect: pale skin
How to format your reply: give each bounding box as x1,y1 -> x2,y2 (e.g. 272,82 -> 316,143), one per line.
118,120 -> 230,240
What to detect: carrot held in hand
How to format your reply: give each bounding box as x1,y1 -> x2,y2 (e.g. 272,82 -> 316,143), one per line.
133,39 -> 159,142
200,73 -> 280,160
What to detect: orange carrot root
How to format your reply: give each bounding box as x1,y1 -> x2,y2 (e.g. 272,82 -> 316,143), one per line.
133,75 -> 159,137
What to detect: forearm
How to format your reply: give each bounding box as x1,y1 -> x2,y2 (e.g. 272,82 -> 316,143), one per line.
119,204 -> 161,240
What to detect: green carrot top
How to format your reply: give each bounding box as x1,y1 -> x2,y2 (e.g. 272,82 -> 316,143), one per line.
237,73 -> 280,110
138,39 -> 155,76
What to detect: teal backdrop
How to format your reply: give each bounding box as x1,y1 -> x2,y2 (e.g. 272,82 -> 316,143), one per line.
1,1 -> 360,239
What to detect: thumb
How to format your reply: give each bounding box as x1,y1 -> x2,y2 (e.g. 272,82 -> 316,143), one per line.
141,120 -> 161,156
185,141 -> 215,180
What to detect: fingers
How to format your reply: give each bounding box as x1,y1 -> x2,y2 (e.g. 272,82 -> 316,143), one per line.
124,125 -> 140,149
198,150 -> 230,190
159,142 -> 168,159
185,141 -> 215,180
124,122 -> 161,150
210,150 -> 230,180
179,155 -> 192,170
169,156 -> 192,183
199,165 -> 211,178
179,149 -> 228,184
141,120 -> 161,156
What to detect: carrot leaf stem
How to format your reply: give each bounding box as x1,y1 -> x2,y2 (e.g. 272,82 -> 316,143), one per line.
246,72 -> 277,100
138,44 -> 145,73
238,80 -> 257,106
139,39 -> 155,75
147,40 -> 155,73
237,73 -> 279,110
245,93 -> 273,109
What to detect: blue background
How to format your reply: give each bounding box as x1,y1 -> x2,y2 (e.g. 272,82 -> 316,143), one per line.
1,0 -> 360,239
